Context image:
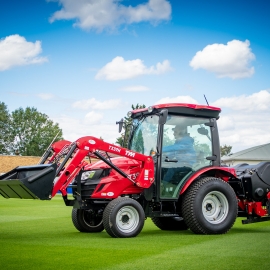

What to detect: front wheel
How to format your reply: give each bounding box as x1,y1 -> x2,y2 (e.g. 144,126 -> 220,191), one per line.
182,177 -> 237,234
103,197 -> 145,238
72,209 -> 104,233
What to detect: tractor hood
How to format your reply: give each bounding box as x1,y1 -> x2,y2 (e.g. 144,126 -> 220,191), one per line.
84,156 -> 141,174
72,156 -> 144,199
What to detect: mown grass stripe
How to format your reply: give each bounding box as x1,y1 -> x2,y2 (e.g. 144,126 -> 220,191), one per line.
0,196 -> 270,270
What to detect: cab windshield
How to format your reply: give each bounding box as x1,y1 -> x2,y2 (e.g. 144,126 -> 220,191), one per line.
129,115 -> 159,155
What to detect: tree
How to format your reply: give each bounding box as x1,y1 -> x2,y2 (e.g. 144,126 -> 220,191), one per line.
130,129 -> 144,154
0,102 -> 11,154
194,142 -> 211,157
3,106 -> 63,156
115,104 -> 146,147
220,144 -> 232,157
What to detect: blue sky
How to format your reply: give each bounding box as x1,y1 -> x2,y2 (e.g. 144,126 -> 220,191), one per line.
1,0 -> 270,152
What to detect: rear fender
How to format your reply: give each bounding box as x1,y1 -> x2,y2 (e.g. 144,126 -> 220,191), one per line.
180,166 -> 237,195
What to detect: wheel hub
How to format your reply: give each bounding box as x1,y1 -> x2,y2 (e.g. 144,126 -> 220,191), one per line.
83,210 -> 103,227
205,203 -> 212,211
202,191 -> 229,224
116,206 -> 139,233
121,214 -> 130,224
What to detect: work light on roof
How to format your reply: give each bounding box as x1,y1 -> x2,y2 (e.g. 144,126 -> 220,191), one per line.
127,111 -> 132,117
148,106 -> 153,113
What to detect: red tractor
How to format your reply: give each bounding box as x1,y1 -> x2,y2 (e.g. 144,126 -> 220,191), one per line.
1,103 -> 270,237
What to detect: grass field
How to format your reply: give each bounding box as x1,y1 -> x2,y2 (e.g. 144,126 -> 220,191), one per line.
0,195 -> 270,270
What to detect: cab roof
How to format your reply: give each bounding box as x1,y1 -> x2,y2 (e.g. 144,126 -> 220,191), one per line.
131,103 -> 221,119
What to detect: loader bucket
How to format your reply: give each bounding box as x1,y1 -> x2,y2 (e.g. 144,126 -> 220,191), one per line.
0,163 -> 57,200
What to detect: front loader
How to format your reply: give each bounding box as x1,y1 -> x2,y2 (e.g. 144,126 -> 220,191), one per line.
1,103 -> 270,237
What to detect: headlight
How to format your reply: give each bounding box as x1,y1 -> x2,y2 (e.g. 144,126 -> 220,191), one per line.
81,171 -> 95,180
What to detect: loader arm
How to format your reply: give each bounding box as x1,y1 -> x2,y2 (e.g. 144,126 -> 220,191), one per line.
51,136 -> 155,197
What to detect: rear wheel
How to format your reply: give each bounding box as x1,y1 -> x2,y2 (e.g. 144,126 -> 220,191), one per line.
152,217 -> 188,230
103,197 -> 145,238
182,177 -> 237,234
72,209 -> 104,232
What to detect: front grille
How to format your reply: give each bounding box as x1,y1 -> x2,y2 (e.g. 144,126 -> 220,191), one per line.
71,183 -> 99,199
71,168 -> 110,199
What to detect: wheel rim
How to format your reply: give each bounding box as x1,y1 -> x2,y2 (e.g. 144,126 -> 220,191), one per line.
83,211 -> 103,228
202,191 -> 229,224
116,206 -> 139,233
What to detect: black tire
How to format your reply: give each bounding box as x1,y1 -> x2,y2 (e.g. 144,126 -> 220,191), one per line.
182,177 -> 237,234
152,216 -> 188,230
103,197 -> 145,238
72,209 -> 104,233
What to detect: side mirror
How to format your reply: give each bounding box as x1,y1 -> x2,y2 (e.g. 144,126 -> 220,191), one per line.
198,127 -> 211,141
197,127 -> 208,136
116,118 -> 124,133
159,109 -> 168,125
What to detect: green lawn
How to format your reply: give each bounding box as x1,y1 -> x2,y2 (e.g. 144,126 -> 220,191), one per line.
0,195 -> 270,270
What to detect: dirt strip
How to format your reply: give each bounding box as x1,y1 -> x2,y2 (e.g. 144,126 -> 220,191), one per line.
0,155 -> 100,174
0,156 -> 41,173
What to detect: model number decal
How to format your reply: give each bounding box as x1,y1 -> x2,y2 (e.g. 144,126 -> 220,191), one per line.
128,172 -> 139,181
109,145 -> 121,153
125,150 -> 135,157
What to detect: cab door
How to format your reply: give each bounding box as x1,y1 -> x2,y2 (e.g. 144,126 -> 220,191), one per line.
160,115 -> 213,199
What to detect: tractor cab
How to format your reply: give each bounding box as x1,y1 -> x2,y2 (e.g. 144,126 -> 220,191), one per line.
127,103 -> 221,201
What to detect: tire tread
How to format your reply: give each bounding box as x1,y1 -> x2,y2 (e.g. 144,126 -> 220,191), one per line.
103,197 -> 145,238
182,177 -> 237,234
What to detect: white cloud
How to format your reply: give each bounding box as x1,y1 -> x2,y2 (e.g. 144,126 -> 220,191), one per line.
84,111 -> 103,124
213,90 -> 270,112
214,90 -> 270,152
120,85 -> 150,92
155,95 -> 198,104
0,35 -> 48,71
190,40 -> 255,79
72,97 -> 124,110
217,115 -> 235,131
218,116 -> 270,152
95,56 -> 172,80
37,93 -> 54,100
49,0 -> 171,31
52,114 -> 120,143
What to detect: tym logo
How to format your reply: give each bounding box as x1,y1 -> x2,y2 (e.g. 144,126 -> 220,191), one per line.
109,146 -> 121,153
125,150 -> 135,157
